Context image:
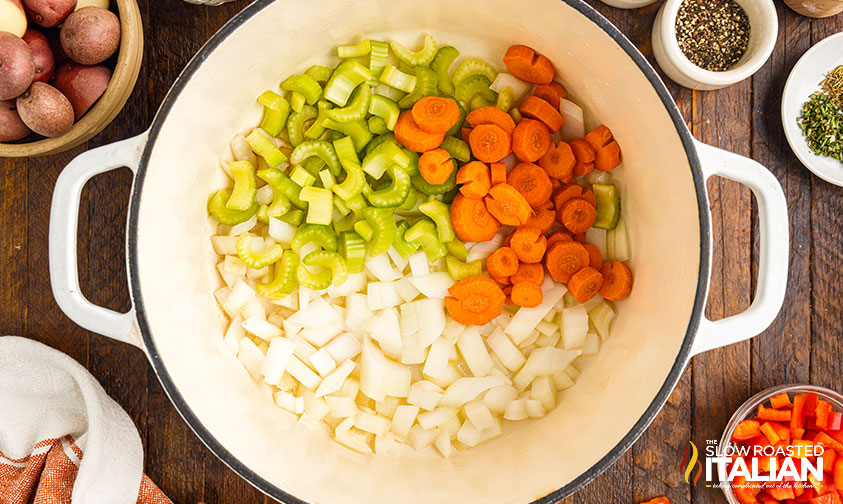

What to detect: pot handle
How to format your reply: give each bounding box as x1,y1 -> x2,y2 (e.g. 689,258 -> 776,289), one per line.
49,132 -> 148,348
691,141 -> 789,356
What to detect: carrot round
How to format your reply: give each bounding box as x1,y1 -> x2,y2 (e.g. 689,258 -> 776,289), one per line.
510,262 -> 544,285
506,162 -> 552,207
533,81 -> 567,107
552,183 -> 596,210
490,162 -> 507,185
504,233 -> 512,247
486,247 -> 520,278
595,140 -> 621,172
491,274 -> 512,287
445,276 -> 506,325
512,118 -> 551,163
546,230 -> 573,248
545,240 -> 590,283
570,139 -> 596,177
411,96 -> 460,134
456,160 -> 491,199
568,266 -> 604,303
503,45 -> 555,85
539,141 -> 576,182
525,207 -> 556,234
582,243 -> 603,269
509,226 -> 547,264
450,193 -> 502,242
519,95 -> 564,133
469,124 -> 512,163
484,183 -> 533,226
461,127 -> 473,141
599,261 -> 633,301
503,285 -> 515,306
510,282 -> 543,308
573,232 -> 586,243
466,106 -> 516,135
419,148 -> 455,185
395,110 -> 446,152
560,198 -> 597,233
585,125 -> 614,151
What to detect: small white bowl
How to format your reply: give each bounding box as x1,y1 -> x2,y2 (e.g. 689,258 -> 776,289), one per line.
598,0 -> 660,9
782,32 -> 843,187
652,0 -> 777,90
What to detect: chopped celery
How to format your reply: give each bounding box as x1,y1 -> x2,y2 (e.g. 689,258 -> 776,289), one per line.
430,46 -> 460,95
353,219 -> 374,241
364,165 -> 411,208
287,105 -> 318,147
593,183 -> 620,230
389,34 -> 437,67
397,185 -> 418,212
321,118 -> 372,151
333,194 -> 350,216
306,64 -> 334,82
510,108 -> 523,123
236,233 -> 284,269
368,95 -> 400,130
445,98 -> 467,137
280,209 -> 304,226
362,207 -> 397,256
289,165 -> 316,187
319,169 -> 336,190
446,255 -> 482,281
379,64 -> 417,93
325,84 -> 371,123
337,39 -> 371,58
245,129 -> 287,168
411,168 -> 457,195
324,60 -> 373,107
333,212 -> 356,232
300,186 -> 333,225
281,74 -> 322,105
369,40 -> 389,75
333,164 -> 365,202
297,256 -> 332,290
405,219 -> 447,262
290,91 -> 306,113
257,167 -> 307,209
495,86 -> 515,112
339,231 -> 367,273
368,116 -> 388,135
397,66 -> 437,108
302,250 -> 348,287
365,132 -> 395,156
455,74 -> 496,105
446,239 -> 467,261
208,189 -> 258,226
333,136 -> 360,169
290,140 -> 342,177
373,82 -> 406,102
452,58 -> 497,86
291,223 -> 338,252
226,160 -> 257,211
441,187 -> 459,204
305,100 -> 333,139
470,94 -> 493,111
439,136 -> 470,163
257,250 -> 299,298
344,193 -> 367,213
403,149 -> 420,177
419,199 -> 455,243
302,156 -> 325,175
362,140 -> 410,178
393,221 -> 419,259
257,90 -> 290,137
265,188 -> 291,220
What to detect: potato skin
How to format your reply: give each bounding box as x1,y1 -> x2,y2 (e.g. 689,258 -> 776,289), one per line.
54,61 -> 110,119
0,32 -> 35,100
16,81 -> 74,137
0,0 -> 28,38
23,0 -> 76,28
0,99 -> 31,142
22,28 -> 54,83
59,6 -> 119,65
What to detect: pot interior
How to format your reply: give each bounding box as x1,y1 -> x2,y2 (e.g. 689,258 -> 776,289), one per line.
132,0 -> 703,502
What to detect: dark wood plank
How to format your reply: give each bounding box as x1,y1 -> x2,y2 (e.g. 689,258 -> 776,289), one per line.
0,156 -> 28,337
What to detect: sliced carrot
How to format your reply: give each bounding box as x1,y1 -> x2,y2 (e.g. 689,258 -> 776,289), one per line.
573,232 -> 586,242
560,198 -> 597,233
509,226 -> 548,264
599,261 -> 633,301
484,183 -> 532,226
419,148 -> 455,185
595,140 -> 621,172
469,124 -> 512,163
519,95 -> 564,133
466,106 -> 516,135
552,183 -> 596,210
582,243 -> 603,269
445,276 -> 506,325
525,207 -> 556,234
461,127 -> 473,141
456,161 -> 492,199
546,230 -> 573,248
533,81 -> 567,107
568,266 -> 604,303
491,274 -> 512,287
510,282 -> 543,308
490,162 -> 507,185
512,118 -> 551,163
534,199 -> 554,211
503,45 -> 555,85
584,125 -> 614,151
504,233 -> 512,247
510,262 -> 544,285
450,193 -> 502,242
545,240 -> 590,283
503,285 -> 515,306
570,139 -> 596,177
507,162 -> 552,207
551,177 -> 562,190
486,247 -> 519,278
539,141 -> 576,183
411,96 -> 460,134
395,110 -> 446,152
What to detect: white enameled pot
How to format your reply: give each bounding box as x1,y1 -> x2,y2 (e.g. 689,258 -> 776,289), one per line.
48,1 -> 790,502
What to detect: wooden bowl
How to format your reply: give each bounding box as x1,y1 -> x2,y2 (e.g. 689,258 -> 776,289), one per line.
0,0 -> 143,158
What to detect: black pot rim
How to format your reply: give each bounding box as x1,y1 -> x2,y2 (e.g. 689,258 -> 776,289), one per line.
128,1 -> 710,502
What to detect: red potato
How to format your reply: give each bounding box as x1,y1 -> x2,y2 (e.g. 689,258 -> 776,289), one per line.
16,81 -> 74,137
22,29 -> 54,83
0,32 -> 35,100
60,6 -> 119,65
0,0 -> 27,37
54,61 -> 110,119
0,99 -> 31,142
23,0 -> 76,28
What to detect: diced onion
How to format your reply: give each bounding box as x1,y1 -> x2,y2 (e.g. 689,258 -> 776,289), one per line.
558,98 -> 584,141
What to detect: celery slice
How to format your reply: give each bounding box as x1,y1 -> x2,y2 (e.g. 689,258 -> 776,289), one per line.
397,66 -> 438,109
455,75 -> 496,105
446,255 -> 482,281
306,250 -> 349,287
290,91 -> 306,113
302,156 -> 325,176
452,58 -> 497,87
438,136 -> 470,163
236,233 -> 284,269
411,168 -> 457,195
305,100 -> 334,139
419,199 -> 455,243
593,183 -> 621,230
289,165 -> 316,187
257,250 -> 299,298
396,185 -> 418,212
332,137 -> 366,201
495,86 -> 515,112
339,231 -> 367,273
257,168 -> 307,209
306,64 -> 334,82
369,40 -> 389,75
257,90 -> 290,137
287,105 -> 318,148
226,160 -> 257,211
337,39 -> 371,58
280,209 -> 304,226
321,118 -> 372,151
389,34 -> 437,67
353,220 -> 374,242
379,64 -> 417,93
300,186 -> 333,225
470,95 -> 493,111
290,140 -> 342,177
446,239 -> 467,261
368,116 -> 388,135
362,207 -> 397,257
392,221 -> 419,259
324,60 -> 373,107
405,219 -> 447,262
362,140 -> 410,179
325,84 -> 371,123
403,149 -> 420,177
297,255 -> 333,290
333,136 -> 360,169
344,194 -> 367,213
445,98 -> 467,137
245,130 -> 287,168
266,188 -> 291,219
368,95 -> 400,130
364,165 -> 411,208
319,169 -> 336,190
510,108 -> 523,123
291,223 -> 338,252
208,189 -> 258,226
430,46 -> 460,95
282,74 -> 323,105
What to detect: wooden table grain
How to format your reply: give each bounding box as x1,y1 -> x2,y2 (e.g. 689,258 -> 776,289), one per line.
2,1 -> 841,502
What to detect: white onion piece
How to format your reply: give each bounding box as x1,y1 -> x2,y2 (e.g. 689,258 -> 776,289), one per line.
309,347 -> 338,376
326,396 -> 357,418
268,218 -> 296,247
483,385 -> 519,415
395,277 -> 420,303
457,419 -> 481,447
408,251 -> 430,277
223,314 -> 245,355
236,338 -> 264,379
228,215 -> 257,237
286,355 -> 322,390
355,410 -> 390,436
360,338 -> 411,401
582,333 -> 601,355
489,73 -> 531,101
415,298 -> 446,349
434,432 -> 452,458
584,169 -> 612,185
230,133 -> 257,165
558,98 -> 585,141
503,399 -> 528,421
367,282 -> 403,311
223,280 -> 256,317
440,376 -> 506,408
273,390 -> 299,414
261,337 -> 295,385
211,235 -> 237,255
407,272 -> 454,299
585,227 -> 608,259
464,399 -> 497,431
561,306 -> 588,349
525,399 -> 546,418
255,183 -> 274,205
486,328 -> 526,372
589,302 -> 615,341
391,405 -> 420,438
505,284 -> 567,345
457,326 -> 494,377
287,297 -> 339,329
344,293 -> 372,330
408,380 -> 444,411
422,337 -> 453,380
365,253 -> 400,282
324,332 -> 362,363
369,308 -> 402,359
417,407 -> 457,430
408,425 -> 437,451
326,272 -> 367,298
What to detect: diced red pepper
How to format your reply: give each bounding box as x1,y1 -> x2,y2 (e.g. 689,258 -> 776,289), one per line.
793,394 -> 810,431
759,405 -> 793,423
827,412 -> 842,431
807,473 -> 832,496
761,422 -> 783,445
809,492 -> 842,504
771,393 -> 793,409
804,393 -> 819,417
825,430 -> 843,446
793,427 -> 807,441
793,439 -> 818,458
733,476 -> 763,504
821,448 -> 837,473
767,482 -> 796,500
735,419 -> 764,441
816,401 -> 833,430
770,422 -> 792,444
834,458 -> 843,490
640,499 -> 670,504
815,432 -> 843,453
757,494 -> 779,504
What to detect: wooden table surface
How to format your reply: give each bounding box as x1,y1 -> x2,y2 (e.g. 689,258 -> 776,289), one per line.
2,1 -> 841,502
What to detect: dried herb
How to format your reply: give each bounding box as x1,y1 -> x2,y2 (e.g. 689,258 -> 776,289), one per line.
797,93 -> 843,162
675,0 -> 751,72
821,65 -> 843,111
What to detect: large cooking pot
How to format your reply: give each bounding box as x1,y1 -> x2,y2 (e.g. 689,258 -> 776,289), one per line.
48,0 -> 790,502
